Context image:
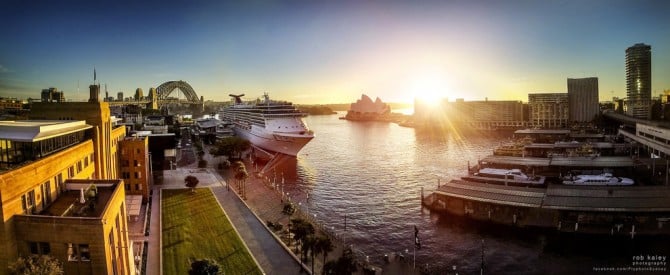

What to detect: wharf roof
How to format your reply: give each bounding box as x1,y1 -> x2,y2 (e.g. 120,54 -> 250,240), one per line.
542,184 -> 670,211
436,180 -> 670,212
480,155 -> 636,167
0,120 -> 92,142
569,133 -> 605,139
549,156 -> 635,167
436,180 -> 545,207
195,118 -> 222,129
480,155 -> 550,166
515,129 -> 570,135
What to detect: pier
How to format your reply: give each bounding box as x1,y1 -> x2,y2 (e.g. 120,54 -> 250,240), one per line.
423,180 -> 670,236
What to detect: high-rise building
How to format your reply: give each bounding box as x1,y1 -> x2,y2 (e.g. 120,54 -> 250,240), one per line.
625,43 -> 652,119
134,88 -> 144,101
40,88 -> 65,103
117,92 -> 124,101
449,99 -> 524,122
567,77 -> 599,122
528,93 -> 569,128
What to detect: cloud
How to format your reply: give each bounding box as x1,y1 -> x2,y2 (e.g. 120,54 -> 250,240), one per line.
0,77 -> 38,97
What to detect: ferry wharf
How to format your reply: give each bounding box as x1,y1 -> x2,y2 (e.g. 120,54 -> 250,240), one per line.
423,180 -> 670,237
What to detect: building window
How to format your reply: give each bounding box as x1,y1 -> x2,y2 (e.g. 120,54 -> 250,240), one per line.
135,184 -> 141,190
125,184 -> 130,191
79,244 -> 90,261
27,242 -> 51,255
84,157 -> 89,167
122,160 -> 129,167
77,161 -> 82,173
69,166 -> 74,178
134,172 -> 140,179
21,195 -> 27,214
21,191 -> 36,214
41,242 -> 50,254
134,160 -> 139,167
67,243 -> 78,261
29,242 -> 39,254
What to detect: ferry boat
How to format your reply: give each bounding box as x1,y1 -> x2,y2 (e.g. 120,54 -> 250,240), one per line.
464,168 -> 546,186
220,93 -> 314,156
563,173 -> 634,186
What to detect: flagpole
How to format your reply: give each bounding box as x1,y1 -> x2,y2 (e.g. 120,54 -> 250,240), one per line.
413,244 -> 416,269
343,213 -> 347,246
479,239 -> 484,275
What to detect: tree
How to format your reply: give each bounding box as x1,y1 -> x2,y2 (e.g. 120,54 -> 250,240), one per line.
210,137 -> 251,160
184,175 -> 199,193
9,255 -> 64,275
302,235 -> 316,270
315,235 -> 334,274
189,258 -> 221,275
290,218 -> 315,254
332,248 -> 358,275
233,161 -> 249,199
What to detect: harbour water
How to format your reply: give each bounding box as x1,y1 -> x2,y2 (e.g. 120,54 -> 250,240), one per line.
277,112 -> 670,274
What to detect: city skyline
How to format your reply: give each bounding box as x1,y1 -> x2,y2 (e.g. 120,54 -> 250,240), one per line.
1,0 -> 670,104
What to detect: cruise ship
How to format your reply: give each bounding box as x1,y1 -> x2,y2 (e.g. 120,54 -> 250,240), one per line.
220,93 -> 314,156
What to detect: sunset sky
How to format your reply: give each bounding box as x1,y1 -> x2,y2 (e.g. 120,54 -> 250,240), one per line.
1,0 -> 669,104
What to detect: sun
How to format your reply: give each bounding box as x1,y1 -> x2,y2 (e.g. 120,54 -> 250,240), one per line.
408,71 -> 449,107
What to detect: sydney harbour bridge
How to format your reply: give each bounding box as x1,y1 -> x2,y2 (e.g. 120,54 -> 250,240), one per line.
106,80 -> 204,111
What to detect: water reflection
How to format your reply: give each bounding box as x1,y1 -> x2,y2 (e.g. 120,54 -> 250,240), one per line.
274,113 -> 670,274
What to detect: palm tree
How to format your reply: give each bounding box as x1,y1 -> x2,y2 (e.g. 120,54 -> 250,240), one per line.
184,175 -> 199,193
315,236 -> 334,275
234,165 -> 249,199
290,218 -> 315,254
302,235 -> 316,266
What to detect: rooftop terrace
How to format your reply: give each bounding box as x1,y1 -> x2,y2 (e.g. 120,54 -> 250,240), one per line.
40,180 -> 119,218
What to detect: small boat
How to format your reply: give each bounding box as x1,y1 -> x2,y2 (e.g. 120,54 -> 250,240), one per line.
463,168 -> 546,187
562,173 -> 634,186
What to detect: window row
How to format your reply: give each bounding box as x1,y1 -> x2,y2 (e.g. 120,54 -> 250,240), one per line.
26,242 -> 90,262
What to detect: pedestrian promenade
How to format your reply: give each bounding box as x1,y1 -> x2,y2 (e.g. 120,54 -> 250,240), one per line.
138,165 -> 303,275
135,140 -> 418,275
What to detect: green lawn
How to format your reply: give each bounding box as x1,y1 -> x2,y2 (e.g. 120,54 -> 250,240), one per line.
162,188 -> 262,275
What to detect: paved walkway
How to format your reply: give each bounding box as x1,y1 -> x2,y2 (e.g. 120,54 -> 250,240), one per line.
210,184 -> 305,274
141,166 -> 304,275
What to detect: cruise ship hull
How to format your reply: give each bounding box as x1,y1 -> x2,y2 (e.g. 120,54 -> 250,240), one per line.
234,125 -> 313,156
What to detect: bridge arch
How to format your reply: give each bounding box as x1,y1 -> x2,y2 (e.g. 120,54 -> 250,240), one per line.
156,80 -> 202,104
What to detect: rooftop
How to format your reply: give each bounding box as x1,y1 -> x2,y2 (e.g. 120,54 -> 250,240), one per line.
40,180 -> 119,218
480,155 -> 636,168
515,129 -> 571,135
437,180 -> 670,212
0,120 -> 91,142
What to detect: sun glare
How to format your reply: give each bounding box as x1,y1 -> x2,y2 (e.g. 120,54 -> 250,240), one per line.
409,72 -> 449,107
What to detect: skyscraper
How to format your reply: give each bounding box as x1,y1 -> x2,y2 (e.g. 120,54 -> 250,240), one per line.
625,43 -> 651,119
567,77 -> 599,122
528,93 -> 569,128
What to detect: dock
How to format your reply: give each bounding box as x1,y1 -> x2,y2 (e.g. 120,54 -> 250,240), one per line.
424,179 -> 670,236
